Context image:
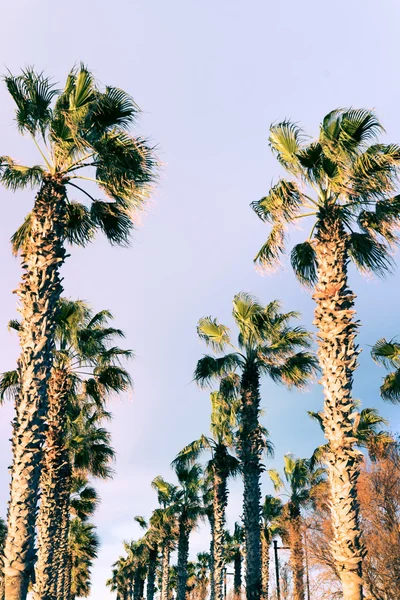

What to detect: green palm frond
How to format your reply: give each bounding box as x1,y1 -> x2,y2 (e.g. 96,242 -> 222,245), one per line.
268,469 -> 284,492
254,223 -> 285,269
347,232 -> 393,276
193,354 -> 241,387
89,200 -> 133,246
197,317 -> 231,352
134,516 -> 148,530
352,144 -> 400,199
269,121 -> 304,173
172,436 -> 212,468
0,370 -> 19,402
266,351 -> 318,388
90,87 -> 140,131
290,241 -> 317,286
250,179 -> 302,224
371,338 -> 400,369
10,213 -> 32,255
339,109 -> 383,153
65,202 -> 96,246
0,159 -> 44,191
380,371 -> 400,403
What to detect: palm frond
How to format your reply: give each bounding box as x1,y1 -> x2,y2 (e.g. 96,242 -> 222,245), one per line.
0,370 -> 19,402
269,121 -> 304,173
197,317 -> 231,352
254,223 -> 285,270
10,213 -> 32,255
347,232 -> 393,276
251,179 -> 303,224
371,338 -> 400,369
339,109 -> 383,153
290,241 -> 317,287
266,352 -> 318,388
65,201 -> 96,246
380,371 -> 400,404
0,158 -> 44,191
194,354 -> 241,388
90,87 -> 140,131
268,469 -> 284,492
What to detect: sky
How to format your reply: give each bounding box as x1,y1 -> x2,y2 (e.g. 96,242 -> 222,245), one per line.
1,0 -> 400,597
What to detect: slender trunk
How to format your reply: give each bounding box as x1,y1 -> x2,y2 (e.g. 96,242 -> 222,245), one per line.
314,215 -> 363,600
237,361 -> 262,600
55,460 -> 72,600
288,509 -> 305,600
261,530 -> 270,599
208,515 -> 216,600
160,544 -> 171,600
133,571 -> 145,600
176,516 -> 190,600
3,178 -> 67,600
34,368 -> 70,600
213,469 -> 228,600
233,552 -> 242,600
147,546 -> 158,600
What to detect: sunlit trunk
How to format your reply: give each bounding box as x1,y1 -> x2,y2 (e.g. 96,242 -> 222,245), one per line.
314,214 -> 364,600
260,530 -> 270,599
213,469 -> 228,600
288,509 -> 305,600
4,178 -> 67,600
160,543 -> 171,600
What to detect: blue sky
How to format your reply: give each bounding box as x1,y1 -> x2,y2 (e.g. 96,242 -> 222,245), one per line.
1,0 -> 400,597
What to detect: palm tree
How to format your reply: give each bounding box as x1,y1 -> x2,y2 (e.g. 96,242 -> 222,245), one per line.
269,456 -> 325,600
193,553 -> 210,600
372,337 -> 400,403
172,464 -> 204,600
150,480 -> 179,600
106,557 -> 132,600
260,496 -> 283,599
173,391 -> 240,600
194,293 -> 317,600
225,523 -> 244,600
69,518 -> 99,600
0,65 -> 156,600
0,300 -> 130,600
134,516 -> 159,600
252,109 -> 400,599
201,482 -> 216,600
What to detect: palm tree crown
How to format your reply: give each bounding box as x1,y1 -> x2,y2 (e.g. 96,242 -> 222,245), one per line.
252,109 -> 400,282
1,65 -> 157,249
372,337 -> 400,403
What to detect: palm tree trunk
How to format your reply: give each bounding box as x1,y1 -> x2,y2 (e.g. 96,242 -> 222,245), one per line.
34,368 -> 70,600
55,460 -> 73,600
288,512 -> 305,600
213,471 -> 228,600
314,215 -> 363,600
176,517 -> 190,600
238,361 -> 262,600
261,530 -> 269,599
208,515 -> 216,600
147,546 -> 158,600
160,543 -> 171,600
4,178 -> 67,600
233,552 -> 242,600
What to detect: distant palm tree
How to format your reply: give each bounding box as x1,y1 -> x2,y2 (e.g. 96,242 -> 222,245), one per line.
372,338 -> 400,403
260,496 -> 283,599
201,482 -> 216,600
173,391 -> 240,600
269,456 -> 325,600
106,557 -> 132,600
150,480 -> 180,600
195,293 -> 317,600
225,523 -> 244,600
69,518 -> 99,600
0,65 -> 156,600
252,109 -> 400,600
193,553 -> 210,600
134,515 -> 159,600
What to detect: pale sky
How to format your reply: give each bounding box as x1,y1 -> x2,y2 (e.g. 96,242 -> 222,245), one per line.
1,1 -> 400,598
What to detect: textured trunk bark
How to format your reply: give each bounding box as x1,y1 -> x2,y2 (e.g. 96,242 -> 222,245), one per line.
55,462 -> 72,600
208,516 -> 215,600
314,214 -> 363,600
160,544 -> 170,600
146,546 -> 158,600
233,552 -> 242,600
213,471 -> 228,600
4,178 -> 67,600
237,361 -> 262,600
176,517 -> 190,600
288,512 -> 305,600
260,530 -> 270,599
34,368 -> 70,600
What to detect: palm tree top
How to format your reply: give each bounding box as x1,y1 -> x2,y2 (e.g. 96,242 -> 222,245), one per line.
1,64 -> 158,248
252,108 -> 400,284
194,292 -> 318,390
372,337 -> 400,403
268,454 -> 325,509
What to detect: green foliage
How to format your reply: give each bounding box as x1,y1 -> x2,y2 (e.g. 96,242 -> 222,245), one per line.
372,338 -> 400,403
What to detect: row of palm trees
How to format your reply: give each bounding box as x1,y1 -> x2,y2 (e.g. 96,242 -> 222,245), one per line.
1,62 -> 400,600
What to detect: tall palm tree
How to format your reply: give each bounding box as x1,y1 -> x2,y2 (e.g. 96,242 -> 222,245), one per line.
173,391 -> 240,600
269,456 -> 325,600
0,65 -> 156,600
260,496 -> 283,599
194,293 -> 317,600
106,557 -> 132,600
372,337 -> 400,403
69,518 -> 100,600
0,300 -> 130,600
172,464 -> 204,600
252,109 -> 400,599
134,516 -> 159,600
150,480 -> 179,600
224,523 -> 244,600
